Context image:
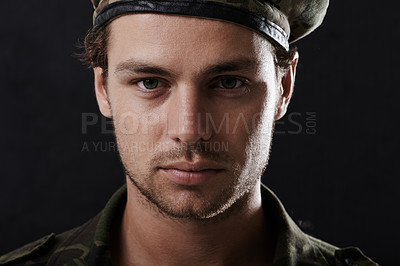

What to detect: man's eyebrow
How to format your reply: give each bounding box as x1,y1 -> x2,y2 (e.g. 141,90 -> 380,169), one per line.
114,57 -> 258,78
202,58 -> 258,77
115,60 -> 176,78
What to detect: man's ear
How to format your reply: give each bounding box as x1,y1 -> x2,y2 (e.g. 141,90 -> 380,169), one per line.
274,52 -> 299,121
94,67 -> 112,118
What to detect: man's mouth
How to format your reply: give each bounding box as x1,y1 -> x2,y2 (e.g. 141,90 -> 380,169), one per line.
159,161 -> 225,186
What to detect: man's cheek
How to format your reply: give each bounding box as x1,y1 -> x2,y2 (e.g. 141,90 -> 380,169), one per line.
115,112 -> 141,135
141,113 -> 161,135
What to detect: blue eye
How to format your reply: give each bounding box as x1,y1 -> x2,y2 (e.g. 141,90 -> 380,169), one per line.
218,78 -> 243,89
138,79 -> 159,90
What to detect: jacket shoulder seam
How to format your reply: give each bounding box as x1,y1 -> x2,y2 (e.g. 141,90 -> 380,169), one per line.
0,233 -> 55,265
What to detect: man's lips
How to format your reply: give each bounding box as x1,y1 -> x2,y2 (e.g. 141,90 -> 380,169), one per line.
159,161 -> 225,186
159,161 -> 225,172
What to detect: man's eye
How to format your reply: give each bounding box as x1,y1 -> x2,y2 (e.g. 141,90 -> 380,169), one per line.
217,78 -> 243,89
137,79 -> 159,90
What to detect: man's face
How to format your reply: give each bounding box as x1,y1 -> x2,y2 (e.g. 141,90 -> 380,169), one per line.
95,14 -> 292,220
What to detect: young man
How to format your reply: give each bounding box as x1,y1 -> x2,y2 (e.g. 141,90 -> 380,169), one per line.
0,0 -> 378,265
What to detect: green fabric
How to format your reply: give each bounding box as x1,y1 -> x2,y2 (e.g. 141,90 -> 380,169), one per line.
90,0 -> 329,44
0,184 -> 378,265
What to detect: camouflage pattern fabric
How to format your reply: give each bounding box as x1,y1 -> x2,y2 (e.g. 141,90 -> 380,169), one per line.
90,0 -> 329,45
0,184 -> 378,265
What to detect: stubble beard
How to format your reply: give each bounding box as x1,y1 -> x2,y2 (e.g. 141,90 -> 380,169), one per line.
113,123 -> 274,222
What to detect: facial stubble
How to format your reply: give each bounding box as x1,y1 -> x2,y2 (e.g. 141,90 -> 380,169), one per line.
112,115 -> 274,222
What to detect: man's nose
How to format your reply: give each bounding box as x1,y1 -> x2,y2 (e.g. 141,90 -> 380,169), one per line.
166,86 -> 212,144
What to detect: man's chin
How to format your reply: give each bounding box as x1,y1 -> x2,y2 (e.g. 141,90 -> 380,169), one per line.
160,191 -> 231,219
147,188 -> 233,220
128,173 -> 237,220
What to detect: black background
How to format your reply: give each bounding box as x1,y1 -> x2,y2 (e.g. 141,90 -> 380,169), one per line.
0,1 -> 398,265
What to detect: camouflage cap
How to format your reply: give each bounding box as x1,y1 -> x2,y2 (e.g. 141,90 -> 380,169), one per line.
90,0 -> 329,51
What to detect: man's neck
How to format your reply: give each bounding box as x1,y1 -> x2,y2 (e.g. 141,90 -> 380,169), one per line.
111,181 -> 274,266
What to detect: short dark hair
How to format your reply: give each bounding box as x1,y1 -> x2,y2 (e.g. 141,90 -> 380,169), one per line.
79,24 -> 111,80
79,23 -> 297,80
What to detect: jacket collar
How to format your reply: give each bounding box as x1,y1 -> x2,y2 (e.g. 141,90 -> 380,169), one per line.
260,183 -> 332,265
85,183 -> 332,265
86,185 -> 127,265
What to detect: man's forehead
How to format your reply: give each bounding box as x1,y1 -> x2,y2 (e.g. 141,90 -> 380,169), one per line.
108,12 -> 269,43
107,14 -> 274,71
90,0 -> 329,52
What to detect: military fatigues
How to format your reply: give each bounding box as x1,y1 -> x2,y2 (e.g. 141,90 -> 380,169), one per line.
0,184 -> 378,266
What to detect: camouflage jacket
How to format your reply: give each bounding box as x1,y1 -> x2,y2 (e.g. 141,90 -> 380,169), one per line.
0,184 -> 378,266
